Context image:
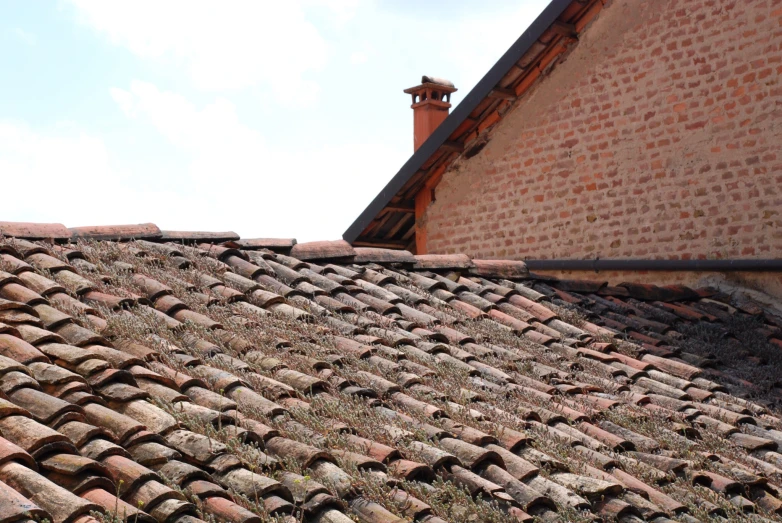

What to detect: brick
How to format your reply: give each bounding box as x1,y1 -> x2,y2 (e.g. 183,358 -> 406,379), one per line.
421,0 -> 781,265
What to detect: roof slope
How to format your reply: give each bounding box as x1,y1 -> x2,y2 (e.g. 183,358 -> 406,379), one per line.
343,0 -> 604,249
0,224 -> 780,522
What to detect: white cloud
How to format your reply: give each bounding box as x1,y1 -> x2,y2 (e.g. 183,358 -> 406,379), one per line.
108,81 -> 406,239
305,0 -> 360,26
1,104 -> 404,241
68,0 -> 330,105
0,120 -> 186,226
106,81 -> 406,237
65,0 -> 545,106
453,3 -> 550,83
379,2 -> 550,92
110,81 -> 272,187
349,50 -> 368,65
11,28 -> 36,45
29,1 -> 549,240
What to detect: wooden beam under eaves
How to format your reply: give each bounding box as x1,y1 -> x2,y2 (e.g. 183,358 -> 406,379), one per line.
383,203 -> 415,213
441,141 -> 464,153
487,88 -> 516,101
551,20 -> 577,37
353,238 -> 410,249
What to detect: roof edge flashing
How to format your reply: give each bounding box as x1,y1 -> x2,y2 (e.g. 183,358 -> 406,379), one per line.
525,259 -> 782,272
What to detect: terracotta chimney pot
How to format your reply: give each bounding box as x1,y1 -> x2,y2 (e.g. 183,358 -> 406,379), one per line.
404,76 -> 457,151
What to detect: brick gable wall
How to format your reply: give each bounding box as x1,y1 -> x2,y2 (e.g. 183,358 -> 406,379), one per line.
423,0 -> 782,263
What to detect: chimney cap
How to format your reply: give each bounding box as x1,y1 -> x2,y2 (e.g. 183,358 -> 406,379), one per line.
421,75 -> 455,88
404,76 -> 458,95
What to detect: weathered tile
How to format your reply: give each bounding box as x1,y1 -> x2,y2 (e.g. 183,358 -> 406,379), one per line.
9,388 -> 83,425
0,461 -> 100,523
233,238 -> 297,251
160,230 -> 239,243
69,223 -> 162,241
1,233 -> 782,523
201,496 -> 262,523
81,488 -> 157,523
0,476 -> 49,522
0,222 -> 71,240
291,240 -> 356,261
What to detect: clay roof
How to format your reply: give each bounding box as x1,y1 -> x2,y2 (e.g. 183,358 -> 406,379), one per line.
0,221 -> 780,522
344,0 -> 603,249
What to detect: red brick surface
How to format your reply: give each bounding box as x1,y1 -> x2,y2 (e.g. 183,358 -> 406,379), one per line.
424,0 -> 782,262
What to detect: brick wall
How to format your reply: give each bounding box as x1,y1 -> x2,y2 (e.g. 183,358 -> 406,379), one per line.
424,0 -> 782,265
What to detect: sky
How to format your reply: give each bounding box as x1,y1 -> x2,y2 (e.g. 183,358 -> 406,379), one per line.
1,0 -> 549,241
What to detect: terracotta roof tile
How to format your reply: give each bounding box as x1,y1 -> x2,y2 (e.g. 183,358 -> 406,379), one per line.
232,238 -> 297,251
0,232 -> 780,521
413,253 -> 474,270
468,259 -> 529,279
0,461 -> 101,523
0,254 -> 33,275
81,488 -> 156,523
159,230 -> 240,243
0,222 -> 71,241
68,223 -> 162,241
290,240 -> 356,261
351,247 -> 414,265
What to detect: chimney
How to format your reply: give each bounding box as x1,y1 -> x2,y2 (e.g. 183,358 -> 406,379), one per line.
404,76 -> 457,151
